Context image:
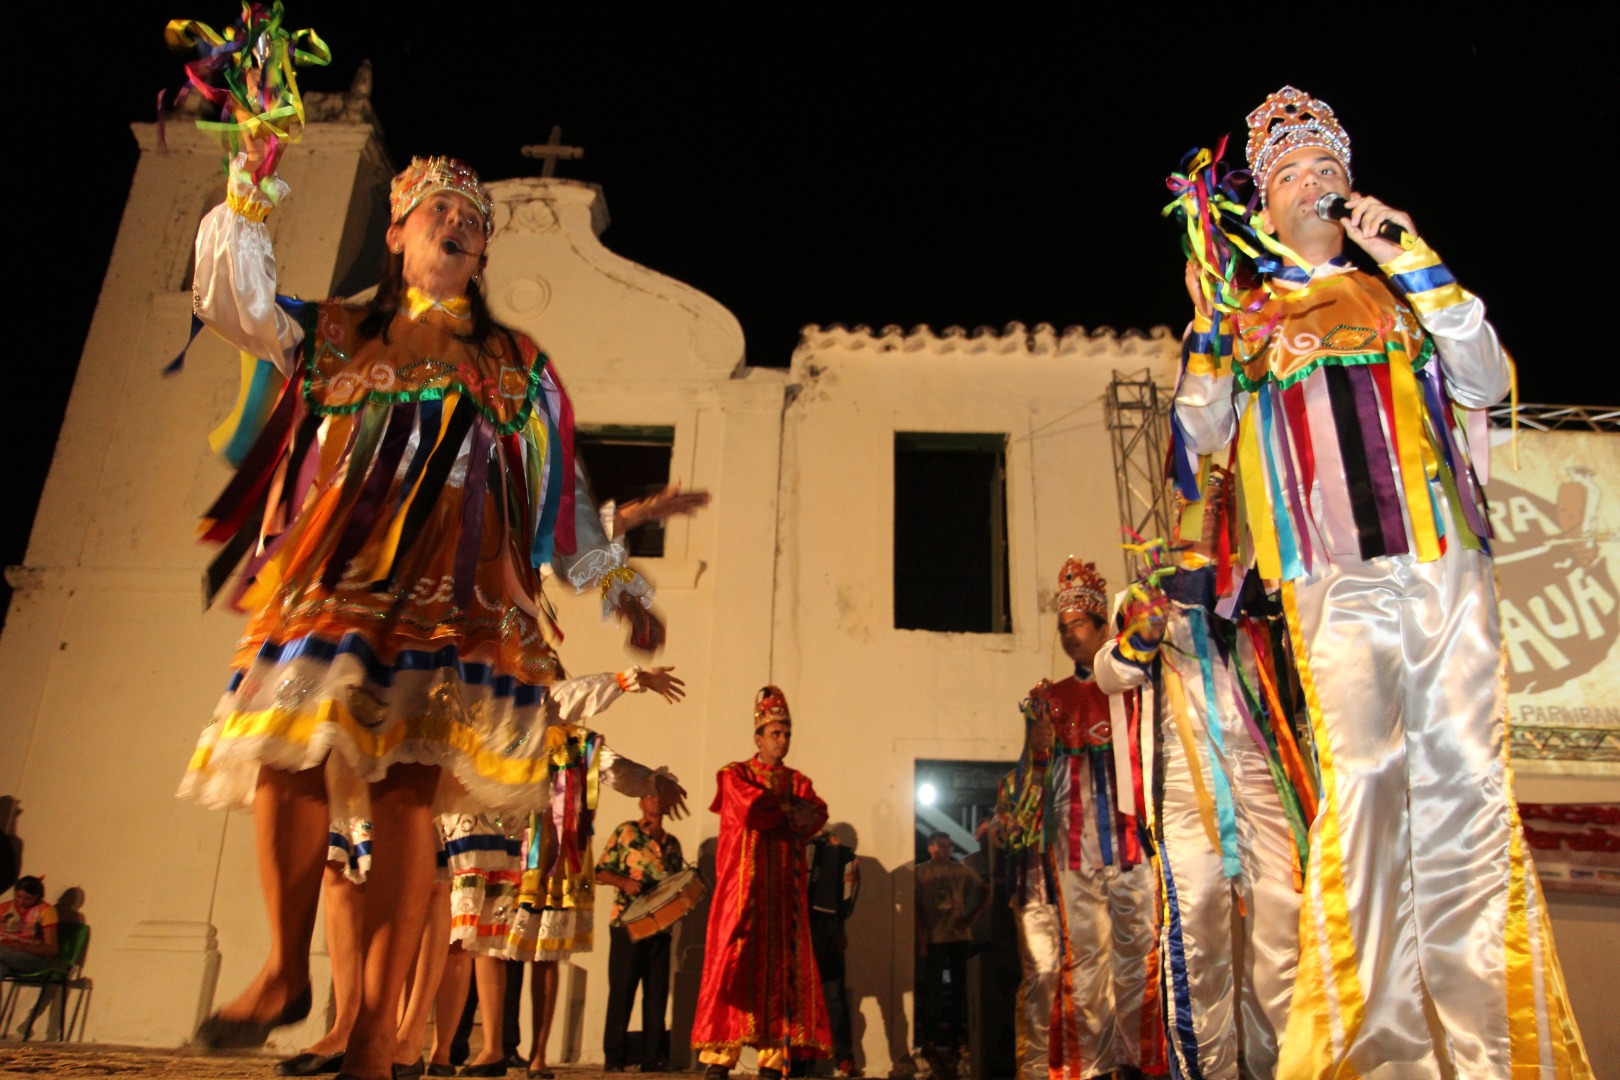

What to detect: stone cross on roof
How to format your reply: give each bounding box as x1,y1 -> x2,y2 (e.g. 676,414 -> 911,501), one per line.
520,126 -> 585,178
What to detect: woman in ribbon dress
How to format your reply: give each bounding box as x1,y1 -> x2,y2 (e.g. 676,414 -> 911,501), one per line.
177,142 -> 665,1080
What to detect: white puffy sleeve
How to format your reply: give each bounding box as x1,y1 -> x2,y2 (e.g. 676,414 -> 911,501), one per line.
1172,313 -> 1242,455
191,154 -> 302,375
596,740 -> 675,798
1378,240 -> 1511,409
544,671 -> 629,725
551,459 -> 655,618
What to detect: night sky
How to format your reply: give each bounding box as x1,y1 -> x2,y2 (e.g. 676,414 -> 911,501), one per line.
4,4 -> 1609,592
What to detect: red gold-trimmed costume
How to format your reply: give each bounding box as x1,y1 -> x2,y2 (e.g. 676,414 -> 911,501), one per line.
691,688 -> 831,1072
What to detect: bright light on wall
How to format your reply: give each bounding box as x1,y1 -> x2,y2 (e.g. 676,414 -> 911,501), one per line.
917,782 -> 937,806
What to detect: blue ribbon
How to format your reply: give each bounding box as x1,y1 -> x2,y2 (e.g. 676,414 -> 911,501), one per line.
1257,386 -> 1304,581
1187,608 -> 1242,879
1090,747 -> 1115,867
529,379 -> 564,569
1158,840 -> 1206,1080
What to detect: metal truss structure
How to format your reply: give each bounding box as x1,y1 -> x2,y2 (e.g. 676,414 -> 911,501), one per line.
1488,403 -> 1620,432
1105,369 -> 1175,582
1510,725 -> 1620,765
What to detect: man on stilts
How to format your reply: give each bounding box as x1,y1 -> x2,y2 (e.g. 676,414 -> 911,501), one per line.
1172,85 -> 1591,1077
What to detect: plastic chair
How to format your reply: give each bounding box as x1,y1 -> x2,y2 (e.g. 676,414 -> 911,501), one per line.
0,921 -> 91,1041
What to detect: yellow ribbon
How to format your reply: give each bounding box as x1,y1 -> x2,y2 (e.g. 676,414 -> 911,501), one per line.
1276,583 -> 1367,1077
1236,406 -> 1282,579
1160,665 -> 1221,856
1385,344 -> 1441,562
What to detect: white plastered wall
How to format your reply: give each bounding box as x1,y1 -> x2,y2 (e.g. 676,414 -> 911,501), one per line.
766,324 -> 1179,1073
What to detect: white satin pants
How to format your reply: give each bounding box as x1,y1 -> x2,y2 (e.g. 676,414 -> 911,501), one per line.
1014,899 -> 1060,1080
1278,545 -> 1589,1079
1157,614 -> 1300,1080
1049,861 -> 1157,1079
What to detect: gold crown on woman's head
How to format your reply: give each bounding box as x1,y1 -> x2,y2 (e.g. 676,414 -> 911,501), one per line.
754,685 -> 791,730
1246,85 -> 1353,199
1055,557 -> 1107,619
389,156 -> 494,236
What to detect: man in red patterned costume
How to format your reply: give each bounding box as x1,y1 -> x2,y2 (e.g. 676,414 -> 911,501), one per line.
1028,558 -> 1164,1079
692,686 -> 832,1080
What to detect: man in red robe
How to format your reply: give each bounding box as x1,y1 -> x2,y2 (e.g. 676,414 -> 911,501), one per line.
692,686 -> 832,1080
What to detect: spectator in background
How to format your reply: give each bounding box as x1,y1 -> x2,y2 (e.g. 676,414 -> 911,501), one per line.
596,791 -> 685,1072
0,875 -> 59,977
803,826 -> 861,1078
914,833 -> 987,1075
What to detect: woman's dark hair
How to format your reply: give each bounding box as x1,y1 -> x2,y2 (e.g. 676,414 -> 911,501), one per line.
14,874 -> 43,896
357,224 -> 520,363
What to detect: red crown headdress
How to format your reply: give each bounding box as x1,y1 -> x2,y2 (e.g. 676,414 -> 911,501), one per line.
1246,86 -> 1353,200
1055,557 -> 1107,619
754,685 -> 792,730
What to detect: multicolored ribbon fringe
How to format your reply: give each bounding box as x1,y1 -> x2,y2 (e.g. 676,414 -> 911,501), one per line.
161,2 -> 331,182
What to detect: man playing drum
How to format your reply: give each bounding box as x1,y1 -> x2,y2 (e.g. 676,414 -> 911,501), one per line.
596,792 -> 686,1072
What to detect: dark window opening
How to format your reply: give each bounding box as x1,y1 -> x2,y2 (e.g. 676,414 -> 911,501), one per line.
577,425 -> 675,558
894,432 -> 1011,633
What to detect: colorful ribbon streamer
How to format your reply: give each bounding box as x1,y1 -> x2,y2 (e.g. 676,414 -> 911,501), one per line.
163,2 -> 331,181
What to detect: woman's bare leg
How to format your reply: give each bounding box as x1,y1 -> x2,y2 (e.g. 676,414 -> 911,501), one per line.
341,763 -> 441,1080
395,880 -> 452,1066
213,765 -> 329,1023
525,960 -> 559,1074
467,955 -> 508,1066
430,946 -> 472,1067
303,864 -> 365,1054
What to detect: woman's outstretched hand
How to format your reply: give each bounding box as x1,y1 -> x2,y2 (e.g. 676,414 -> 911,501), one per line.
614,483 -> 712,536
655,774 -> 690,820
638,666 -> 686,704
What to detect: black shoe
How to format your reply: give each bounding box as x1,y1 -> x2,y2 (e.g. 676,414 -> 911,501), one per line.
462,1064 -> 510,1078
194,985 -> 313,1050
703,1067 -> 730,1080
396,1060 -> 426,1080
603,1063 -> 627,1073
428,1066 -> 459,1078
277,1051 -> 347,1076
760,1069 -> 784,1080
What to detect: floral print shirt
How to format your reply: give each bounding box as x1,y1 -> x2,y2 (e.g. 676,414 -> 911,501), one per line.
595,819 -> 684,926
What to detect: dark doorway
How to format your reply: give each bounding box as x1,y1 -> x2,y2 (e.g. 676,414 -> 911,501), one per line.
913,759 -> 1018,1080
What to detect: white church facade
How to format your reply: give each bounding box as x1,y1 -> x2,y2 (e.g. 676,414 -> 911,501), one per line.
2,85 -> 1614,1069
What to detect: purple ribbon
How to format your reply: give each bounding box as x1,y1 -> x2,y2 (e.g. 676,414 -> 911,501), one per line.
452,417 -> 494,613
1346,365 -> 1409,557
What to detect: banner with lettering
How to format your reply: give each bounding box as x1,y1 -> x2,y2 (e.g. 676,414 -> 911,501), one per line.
1518,803 -> 1620,893
1487,428 -> 1620,774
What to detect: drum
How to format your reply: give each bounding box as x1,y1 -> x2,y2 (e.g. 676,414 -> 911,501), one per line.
620,867 -> 707,942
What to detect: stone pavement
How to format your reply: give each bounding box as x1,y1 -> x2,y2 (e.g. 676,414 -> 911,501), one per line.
0,1044 -> 659,1080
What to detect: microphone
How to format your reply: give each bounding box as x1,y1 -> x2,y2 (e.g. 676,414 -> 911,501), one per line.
1315,193 -> 1413,247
